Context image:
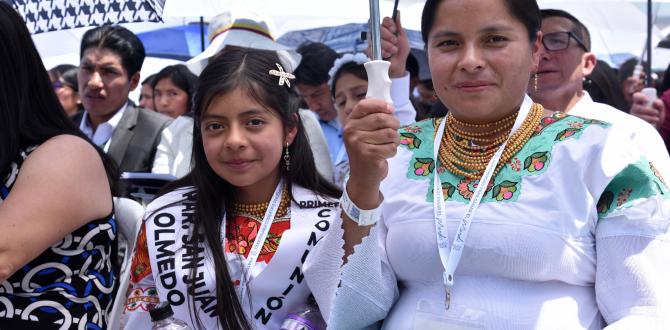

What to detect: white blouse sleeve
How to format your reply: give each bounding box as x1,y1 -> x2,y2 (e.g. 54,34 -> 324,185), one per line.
391,73 -> 417,126
595,161 -> 670,327
151,122 -> 176,175
304,212 -> 399,330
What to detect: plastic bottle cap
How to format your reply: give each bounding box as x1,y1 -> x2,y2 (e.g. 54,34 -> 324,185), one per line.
149,302 -> 175,322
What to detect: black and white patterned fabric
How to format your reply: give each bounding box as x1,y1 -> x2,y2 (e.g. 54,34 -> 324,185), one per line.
11,0 -> 164,34
0,146 -> 118,329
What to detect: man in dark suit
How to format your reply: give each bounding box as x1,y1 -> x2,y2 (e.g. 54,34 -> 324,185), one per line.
75,25 -> 172,173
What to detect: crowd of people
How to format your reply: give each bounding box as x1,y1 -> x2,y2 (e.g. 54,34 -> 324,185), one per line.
1,0 -> 669,329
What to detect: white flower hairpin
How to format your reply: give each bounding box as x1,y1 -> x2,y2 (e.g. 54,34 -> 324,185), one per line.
269,63 -> 295,87
328,53 -> 371,88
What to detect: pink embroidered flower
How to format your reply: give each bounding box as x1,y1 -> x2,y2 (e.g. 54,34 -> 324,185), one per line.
404,125 -> 422,134
509,157 -> 522,172
568,122 -> 584,129
616,188 -> 633,206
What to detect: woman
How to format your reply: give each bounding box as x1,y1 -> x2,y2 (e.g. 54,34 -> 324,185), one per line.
48,64 -> 84,117
150,65 -> 198,178
305,0 -> 670,329
0,3 -> 119,329
125,46 -> 341,329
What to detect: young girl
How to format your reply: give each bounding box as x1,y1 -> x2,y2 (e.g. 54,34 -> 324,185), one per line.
125,46 -> 341,329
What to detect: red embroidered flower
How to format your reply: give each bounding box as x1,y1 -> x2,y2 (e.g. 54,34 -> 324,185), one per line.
224,215 -> 290,264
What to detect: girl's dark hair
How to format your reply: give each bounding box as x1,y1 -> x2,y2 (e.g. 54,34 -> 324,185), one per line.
0,2 -> 118,193
421,0 -> 541,44
330,61 -> 368,97
162,46 -> 341,329
150,64 -> 198,114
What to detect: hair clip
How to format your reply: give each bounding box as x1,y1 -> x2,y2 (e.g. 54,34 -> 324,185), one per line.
269,63 -> 295,87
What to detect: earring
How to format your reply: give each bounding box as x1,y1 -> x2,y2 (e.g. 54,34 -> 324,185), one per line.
284,142 -> 291,171
533,73 -> 539,92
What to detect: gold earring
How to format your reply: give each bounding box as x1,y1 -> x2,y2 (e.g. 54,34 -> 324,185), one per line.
533,73 -> 539,92
284,142 -> 290,171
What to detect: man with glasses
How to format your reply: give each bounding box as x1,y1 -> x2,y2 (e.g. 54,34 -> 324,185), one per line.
529,9 -> 670,175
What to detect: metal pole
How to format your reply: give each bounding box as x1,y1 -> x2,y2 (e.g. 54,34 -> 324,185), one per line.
646,0 -> 653,87
368,0 -> 382,61
200,16 -> 205,52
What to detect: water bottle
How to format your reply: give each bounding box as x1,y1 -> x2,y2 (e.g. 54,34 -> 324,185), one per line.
280,295 -> 327,330
150,302 -> 191,330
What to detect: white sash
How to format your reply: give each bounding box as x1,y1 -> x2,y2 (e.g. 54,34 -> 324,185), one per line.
432,95 -> 533,309
220,179 -> 285,303
145,185 -> 339,329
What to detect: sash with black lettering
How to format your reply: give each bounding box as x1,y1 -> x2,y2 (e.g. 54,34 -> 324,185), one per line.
145,186 -> 338,329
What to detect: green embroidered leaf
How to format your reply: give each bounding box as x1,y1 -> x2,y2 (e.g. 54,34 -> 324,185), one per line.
554,128 -> 579,141
499,180 -> 517,188
492,185 -> 501,199
442,182 -> 456,198
523,155 -> 532,170
416,157 -> 433,165
400,132 -> 415,138
413,138 -> 422,149
530,151 -> 547,159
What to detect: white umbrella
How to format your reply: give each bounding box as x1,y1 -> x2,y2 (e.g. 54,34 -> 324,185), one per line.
538,0 -> 666,69
161,0 -> 426,37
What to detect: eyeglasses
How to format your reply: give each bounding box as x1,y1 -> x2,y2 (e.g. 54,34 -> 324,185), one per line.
541,31 -> 589,52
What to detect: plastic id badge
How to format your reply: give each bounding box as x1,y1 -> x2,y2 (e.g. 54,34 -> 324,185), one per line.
413,299 -> 485,330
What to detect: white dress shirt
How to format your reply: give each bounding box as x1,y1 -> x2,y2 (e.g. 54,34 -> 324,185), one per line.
79,102 -> 128,152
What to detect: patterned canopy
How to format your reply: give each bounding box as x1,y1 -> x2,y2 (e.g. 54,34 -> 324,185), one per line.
11,0 -> 165,34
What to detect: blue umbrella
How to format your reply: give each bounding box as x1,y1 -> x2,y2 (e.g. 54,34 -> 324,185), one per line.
136,22 -> 209,61
277,22 -> 423,54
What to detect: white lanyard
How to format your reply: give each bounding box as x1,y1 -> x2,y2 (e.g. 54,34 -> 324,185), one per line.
432,95 -> 533,310
220,178 -> 285,302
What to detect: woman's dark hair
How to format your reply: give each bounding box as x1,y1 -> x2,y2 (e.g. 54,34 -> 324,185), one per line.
421,0 -> 541,44
59,67 -> 80,92
330,60 -> 368,97
618,57 -> 642,84
150,64 -> 198,114
80,25 -> 145,76
161,46 -> 341,329
0,2 -> 118,194
48,64 -> 76,85
584,60 -> 629,112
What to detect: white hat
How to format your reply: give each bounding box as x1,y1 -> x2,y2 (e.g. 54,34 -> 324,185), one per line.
186,12 -> 301,75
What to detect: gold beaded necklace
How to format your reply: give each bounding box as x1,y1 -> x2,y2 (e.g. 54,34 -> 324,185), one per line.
438,103 -> 544,180
230,186 -> 291,219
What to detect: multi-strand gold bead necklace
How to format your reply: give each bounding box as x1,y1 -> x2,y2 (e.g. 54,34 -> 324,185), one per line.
438,103 -> 544,180
230,186 -> 291,219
